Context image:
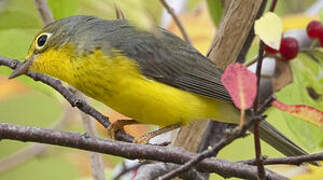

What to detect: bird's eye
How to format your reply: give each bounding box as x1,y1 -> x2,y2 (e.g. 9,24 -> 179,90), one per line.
37,35 -> 47,46
35,33 -> 52,50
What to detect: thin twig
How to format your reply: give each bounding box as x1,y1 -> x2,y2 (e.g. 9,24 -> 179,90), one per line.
0,122 -> 288,180
253,41 -> 266,180
269,0 -> 278,12
256,96 -> 275,114
157,115 -> 264,180
78,92 -> 106,180
34,0 -> 54,25
0,56 -> 133,142
159,0 -> 192,44
240,152 -> 323,166
252,1 -> 279,178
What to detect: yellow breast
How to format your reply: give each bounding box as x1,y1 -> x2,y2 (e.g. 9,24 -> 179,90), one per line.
30,45 -> 239,126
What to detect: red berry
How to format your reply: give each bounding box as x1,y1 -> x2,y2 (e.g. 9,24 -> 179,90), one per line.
279,37 -> 299,60
320,37 -> 323,47
264,44 -> 279,54
306,20 -> 323,39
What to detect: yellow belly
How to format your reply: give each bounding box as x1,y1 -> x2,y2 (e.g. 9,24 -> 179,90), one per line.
73,51 -> 240,126
30,47 -> 240,126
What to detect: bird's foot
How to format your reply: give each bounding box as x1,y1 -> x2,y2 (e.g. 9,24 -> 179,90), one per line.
107,119 -> 137,140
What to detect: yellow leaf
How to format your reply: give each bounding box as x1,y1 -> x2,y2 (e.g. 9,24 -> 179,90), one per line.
255,12 -> 282,50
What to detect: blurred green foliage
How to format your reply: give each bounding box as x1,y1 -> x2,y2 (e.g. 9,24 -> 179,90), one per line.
279,52 -> 323,150
206,0 -> 222,27
48,0 -> 80,19
0,0 -> 322,180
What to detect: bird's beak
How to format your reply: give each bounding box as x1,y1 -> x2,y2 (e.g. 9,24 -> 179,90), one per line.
8,59 -> 32,79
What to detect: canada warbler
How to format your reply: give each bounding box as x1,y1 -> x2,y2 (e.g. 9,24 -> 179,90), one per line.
10,15 -> 308,157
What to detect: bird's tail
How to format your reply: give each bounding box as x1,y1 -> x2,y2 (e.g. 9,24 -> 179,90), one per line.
257,120 -> 320,166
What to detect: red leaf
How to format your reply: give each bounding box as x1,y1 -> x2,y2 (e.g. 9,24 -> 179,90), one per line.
272,100 -> 323,129
221,63 -> 258,110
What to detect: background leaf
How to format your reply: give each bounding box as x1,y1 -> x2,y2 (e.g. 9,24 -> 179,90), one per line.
206,0 -> 222,27
221,63 -> 257,110
255,12 -> 282,50
266,52 -> 323,151
272,100 -> 323,128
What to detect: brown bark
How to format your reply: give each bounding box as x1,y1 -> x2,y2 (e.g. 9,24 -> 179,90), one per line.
173,0 -> 263,155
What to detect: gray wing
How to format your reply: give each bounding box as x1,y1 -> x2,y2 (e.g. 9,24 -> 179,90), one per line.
105,21 -> 232,102
70,17 -> 232,102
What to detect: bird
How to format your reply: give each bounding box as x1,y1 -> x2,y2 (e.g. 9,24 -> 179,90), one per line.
9,15 -> 309,158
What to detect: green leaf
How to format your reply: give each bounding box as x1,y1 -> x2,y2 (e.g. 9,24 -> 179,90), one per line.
48,0 -> 80,20
206,0 -> 222,27
266,53 -> 323,151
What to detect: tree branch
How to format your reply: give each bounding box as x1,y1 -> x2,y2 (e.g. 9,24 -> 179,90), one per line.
158,115 -> 263,180
78,93 -> 106,180
236,0 -> 267,63
0,122 -> 287,180
0,56 -> 133,142
34,0 -> 54,25
173,0 -> 264,160
207,0 -> 263,68
135,162 -> 205,180
0,105 -> 74,172
240,152 -> 323,166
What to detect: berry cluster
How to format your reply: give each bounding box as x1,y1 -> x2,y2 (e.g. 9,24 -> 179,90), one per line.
265,20 -> 323,61
264,37 -> 299,61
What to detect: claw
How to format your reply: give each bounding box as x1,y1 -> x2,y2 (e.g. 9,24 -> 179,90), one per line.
107,119 -> 138,140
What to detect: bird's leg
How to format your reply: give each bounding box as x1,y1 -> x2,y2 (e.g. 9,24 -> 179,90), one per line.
133,123 -> 181,144
107,119 -> 138,140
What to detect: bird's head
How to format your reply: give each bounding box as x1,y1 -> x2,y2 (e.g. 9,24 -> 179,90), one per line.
9,15 -> 109,80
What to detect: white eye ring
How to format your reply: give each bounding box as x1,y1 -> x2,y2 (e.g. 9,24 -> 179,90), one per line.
35,32 -> 52,50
